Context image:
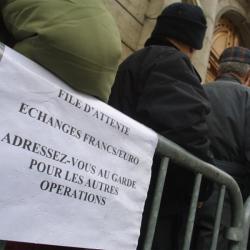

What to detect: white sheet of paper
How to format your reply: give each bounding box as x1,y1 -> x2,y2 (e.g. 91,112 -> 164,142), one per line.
0,45 -> 158,250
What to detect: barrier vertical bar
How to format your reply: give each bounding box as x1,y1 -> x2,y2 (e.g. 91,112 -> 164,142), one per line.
182,173 -> 202,250
240,197 -> 250,250
142,156 -> 170,250
227,186 -> 243,250
210,185 -> 226,250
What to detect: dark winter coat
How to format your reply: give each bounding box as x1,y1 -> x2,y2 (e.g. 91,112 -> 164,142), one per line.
109,42 -> 213,204
204,74 -> 250,198
192,75 -> 250,250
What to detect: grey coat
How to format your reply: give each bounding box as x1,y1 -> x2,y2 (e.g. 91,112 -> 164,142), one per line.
204,74 -> 250,179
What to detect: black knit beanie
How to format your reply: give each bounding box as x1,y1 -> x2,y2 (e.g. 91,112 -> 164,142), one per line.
145,3 -> 207,49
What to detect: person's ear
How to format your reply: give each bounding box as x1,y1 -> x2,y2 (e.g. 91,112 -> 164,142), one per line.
189,47 -> 195,53
244,71 -> 250,87
187,47 -> 196,59
189,47 -> 196,56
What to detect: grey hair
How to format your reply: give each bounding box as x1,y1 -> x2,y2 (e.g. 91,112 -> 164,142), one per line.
219,61 -> 250,77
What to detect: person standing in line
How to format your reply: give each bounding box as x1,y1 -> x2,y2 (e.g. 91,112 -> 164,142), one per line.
109,3 -> 213,250
1,0 -> 121,250
193,46 -> 250,250
0,0 -> 121,102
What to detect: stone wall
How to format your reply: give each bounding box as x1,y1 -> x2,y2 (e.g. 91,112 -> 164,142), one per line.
104,0 -> 212,77
104,0 -> 150,60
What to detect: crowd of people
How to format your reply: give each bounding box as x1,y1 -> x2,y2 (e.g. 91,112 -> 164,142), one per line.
0,0 -> 250,250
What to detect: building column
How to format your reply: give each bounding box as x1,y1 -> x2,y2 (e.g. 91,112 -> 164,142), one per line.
191,0 -> 219,82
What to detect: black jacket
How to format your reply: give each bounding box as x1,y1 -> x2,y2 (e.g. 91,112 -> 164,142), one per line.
109,42 -> 213,201
109,43 -> 211,163
109,42 -> 213,249
204,74 -> 250,177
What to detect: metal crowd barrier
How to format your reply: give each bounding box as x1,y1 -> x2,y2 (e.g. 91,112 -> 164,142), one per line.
142,134 -> 250,250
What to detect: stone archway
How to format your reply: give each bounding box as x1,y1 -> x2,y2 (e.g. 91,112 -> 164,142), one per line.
206,17 -> 241,82
205,0 -> 250,82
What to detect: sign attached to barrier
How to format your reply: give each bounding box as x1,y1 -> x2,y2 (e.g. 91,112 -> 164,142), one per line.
0,46 -> 158,250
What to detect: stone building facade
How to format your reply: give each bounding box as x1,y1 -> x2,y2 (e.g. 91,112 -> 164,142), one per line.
104,0 -> 250,82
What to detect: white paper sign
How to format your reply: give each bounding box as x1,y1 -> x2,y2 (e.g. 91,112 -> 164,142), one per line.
0,45 -> 158,250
